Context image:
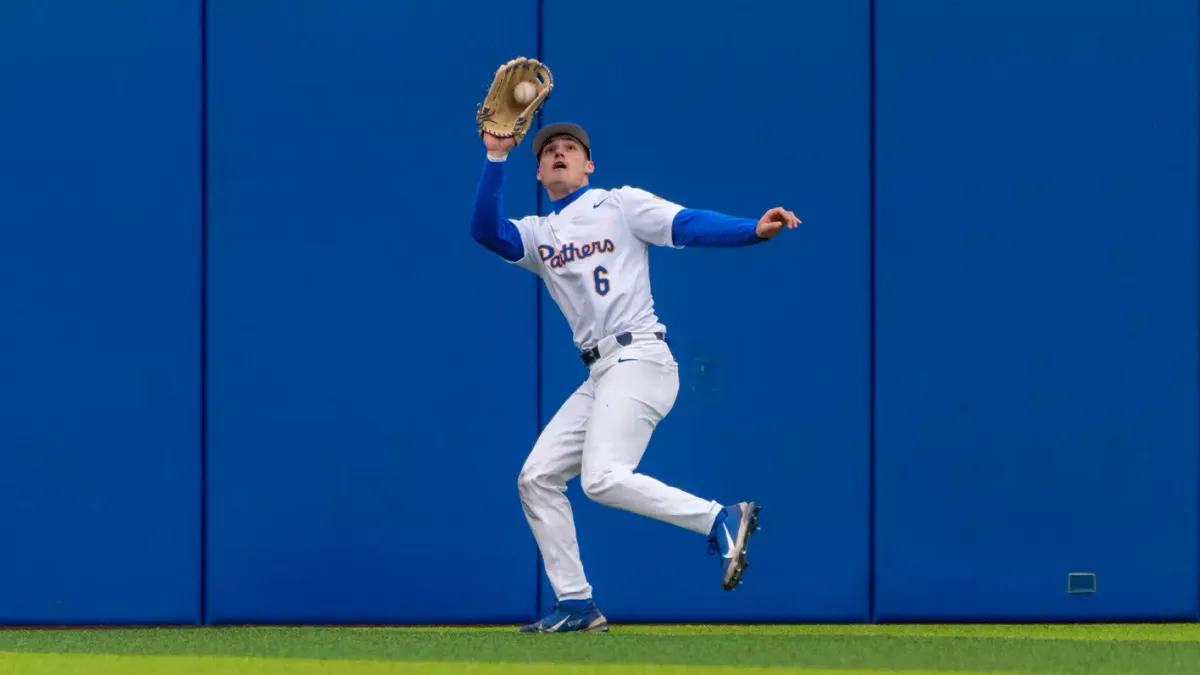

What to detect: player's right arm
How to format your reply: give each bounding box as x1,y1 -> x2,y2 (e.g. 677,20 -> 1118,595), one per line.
470,136 -> 524,262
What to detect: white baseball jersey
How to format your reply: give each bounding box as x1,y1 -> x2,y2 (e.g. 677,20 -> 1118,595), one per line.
470,154 -> 759,608
506,185 -> 684,350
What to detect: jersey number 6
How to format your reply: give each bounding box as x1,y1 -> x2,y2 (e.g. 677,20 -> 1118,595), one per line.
593,265 -> 610,296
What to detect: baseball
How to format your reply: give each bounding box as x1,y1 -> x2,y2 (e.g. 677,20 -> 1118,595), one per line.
514,81 -> 537,104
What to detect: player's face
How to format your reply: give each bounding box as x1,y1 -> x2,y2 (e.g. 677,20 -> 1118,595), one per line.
537,136 -> 593,195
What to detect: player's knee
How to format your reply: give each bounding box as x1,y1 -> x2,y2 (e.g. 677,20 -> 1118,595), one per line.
518,462 -> 558,500
517,465 -> 540,498
581,466 -> 626,503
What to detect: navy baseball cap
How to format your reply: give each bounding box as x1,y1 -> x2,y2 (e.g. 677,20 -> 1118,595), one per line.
532,122 -> 590,159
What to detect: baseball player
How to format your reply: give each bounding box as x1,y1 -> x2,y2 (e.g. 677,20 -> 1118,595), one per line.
471,122 -> 800,633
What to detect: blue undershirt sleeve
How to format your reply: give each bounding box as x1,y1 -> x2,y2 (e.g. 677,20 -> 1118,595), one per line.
470,156 -> 525,262
670,208 -> 766,248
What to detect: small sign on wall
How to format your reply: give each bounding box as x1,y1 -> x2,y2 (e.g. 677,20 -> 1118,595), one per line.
1067,572 -> 1097,594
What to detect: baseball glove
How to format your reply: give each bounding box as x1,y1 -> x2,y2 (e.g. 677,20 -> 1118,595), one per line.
476,57 -> 553,144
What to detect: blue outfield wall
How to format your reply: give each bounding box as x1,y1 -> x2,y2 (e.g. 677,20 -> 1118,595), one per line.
202,0 -> 540,623
0,0 -> 202,624
873,0 -> 1200,622
533,0 -> 872,623
0,0 -> 1196,625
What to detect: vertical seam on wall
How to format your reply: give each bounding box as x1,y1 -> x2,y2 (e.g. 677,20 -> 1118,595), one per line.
868,0 -> 877,625
1195,0 -> 1199,624
533,0 -> 545,620
199,0 -> 209,626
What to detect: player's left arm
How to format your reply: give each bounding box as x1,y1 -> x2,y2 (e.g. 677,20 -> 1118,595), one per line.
617,186 -> 800,248
672,207 -> 800,246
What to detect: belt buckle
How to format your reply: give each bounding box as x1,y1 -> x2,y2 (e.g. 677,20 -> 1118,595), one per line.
581,345 -> 599,366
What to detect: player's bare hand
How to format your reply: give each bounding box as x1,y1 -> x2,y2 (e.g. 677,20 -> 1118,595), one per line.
755,207 -> 801,239
483,132 -> 516,158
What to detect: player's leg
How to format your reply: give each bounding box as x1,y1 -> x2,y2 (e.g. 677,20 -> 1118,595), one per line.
516,379 -> 609,632
579,340 -> 761,590
578,345 -> 718,532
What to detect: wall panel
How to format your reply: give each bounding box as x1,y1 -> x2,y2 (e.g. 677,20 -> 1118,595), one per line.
204,0 -> 541,623
874,0 -> 1200,622
0,0 -> 202,624
537,0 -> 871,622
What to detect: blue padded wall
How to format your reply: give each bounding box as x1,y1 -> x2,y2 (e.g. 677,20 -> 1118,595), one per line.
3,0 -> 1197,628
534,0 -> 871,622
874,0 -> 1200,621
0,1 -> 202,624
204,0 -> 541,623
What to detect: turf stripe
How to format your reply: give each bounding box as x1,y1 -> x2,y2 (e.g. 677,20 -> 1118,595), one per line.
2,625 -> 1198,673
593,624 -> 1200,642
315,623 -> 1200,642
0,651 -> 988,675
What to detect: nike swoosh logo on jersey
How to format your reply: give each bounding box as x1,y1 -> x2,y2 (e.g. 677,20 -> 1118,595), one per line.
593,198 -> 608,208
617,358 -> 637,363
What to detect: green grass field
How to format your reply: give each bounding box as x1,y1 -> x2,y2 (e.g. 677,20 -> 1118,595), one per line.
0,624 -> 1197,674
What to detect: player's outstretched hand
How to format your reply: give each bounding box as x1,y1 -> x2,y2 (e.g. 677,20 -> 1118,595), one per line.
755,206 -> 801,239
483,132 -> 516,159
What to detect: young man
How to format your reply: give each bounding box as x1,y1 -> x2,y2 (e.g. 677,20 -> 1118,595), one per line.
470,122 -> 800,633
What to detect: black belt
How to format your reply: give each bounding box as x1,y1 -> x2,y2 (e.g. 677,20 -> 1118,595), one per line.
581,331 -> 665,366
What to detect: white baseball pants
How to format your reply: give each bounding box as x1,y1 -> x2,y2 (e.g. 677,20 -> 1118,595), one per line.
517,336 -> 724,601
